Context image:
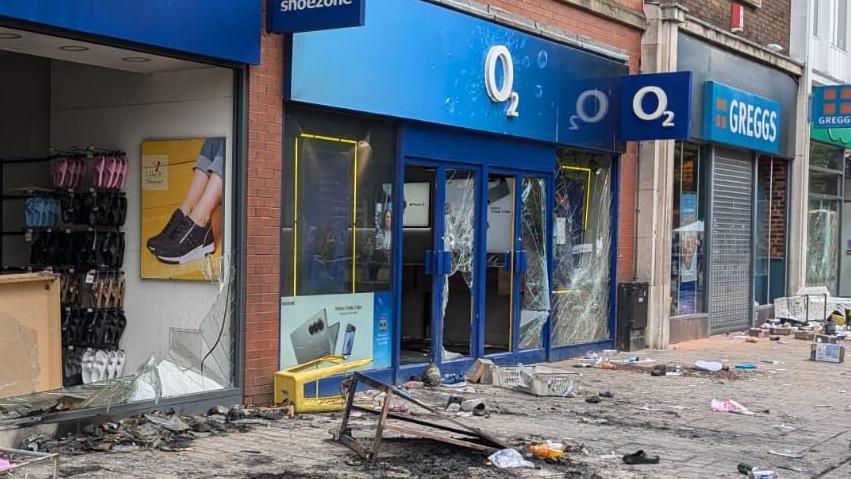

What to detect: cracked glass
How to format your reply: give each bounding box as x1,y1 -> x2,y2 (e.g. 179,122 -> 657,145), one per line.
519,177 -> 549,350
442,170 -> 477,360
0,261 -> 235,420
551,150 -> 612,347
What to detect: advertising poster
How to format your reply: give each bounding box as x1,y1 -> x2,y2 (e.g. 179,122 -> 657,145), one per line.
279,292 -> 393,371
141,138 -> 226,281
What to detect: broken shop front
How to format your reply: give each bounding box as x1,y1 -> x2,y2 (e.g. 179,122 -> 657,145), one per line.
279,0 -> 626,384
0,1 -> 259,424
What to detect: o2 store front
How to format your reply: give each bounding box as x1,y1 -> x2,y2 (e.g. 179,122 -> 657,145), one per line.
276,0 -> 689,385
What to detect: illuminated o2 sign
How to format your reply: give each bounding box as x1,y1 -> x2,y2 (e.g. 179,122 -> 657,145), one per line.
485,45 -> 519,118
632,85 -> 675,127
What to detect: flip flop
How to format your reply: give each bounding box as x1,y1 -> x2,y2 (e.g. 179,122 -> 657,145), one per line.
115,350 -> 126,377
106,351 -> 118,380
81,348 -> 95,384
92,350 -> 109,383
622,450 -> 660,465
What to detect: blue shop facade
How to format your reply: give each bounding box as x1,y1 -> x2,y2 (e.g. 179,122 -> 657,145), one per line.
278,0 -> 638,384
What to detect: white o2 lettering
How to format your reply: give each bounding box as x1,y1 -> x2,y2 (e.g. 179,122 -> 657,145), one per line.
633,86 -> 675,127
485,45 -> 520,118
569,89 -> 609,130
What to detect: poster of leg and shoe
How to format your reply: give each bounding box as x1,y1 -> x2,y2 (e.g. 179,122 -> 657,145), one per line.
141,138 -> 226,280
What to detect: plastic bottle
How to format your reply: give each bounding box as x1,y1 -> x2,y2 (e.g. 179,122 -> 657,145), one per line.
528,444 -> 565,460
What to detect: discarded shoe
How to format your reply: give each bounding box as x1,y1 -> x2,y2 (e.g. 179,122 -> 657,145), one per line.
599,390 -> 614,398
650,365 -> 667,377
622,450 -> 660,465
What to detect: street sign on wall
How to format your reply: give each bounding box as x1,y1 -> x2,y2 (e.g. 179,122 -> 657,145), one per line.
619,72 -> 693,141
702,81 -> 781,154
267,0 -> 365,33
812,85 -> 851,129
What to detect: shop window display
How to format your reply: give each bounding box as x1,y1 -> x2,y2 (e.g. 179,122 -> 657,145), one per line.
0,49 -> 237,414
279,108 -> 395,371
670,142 -> 706,316
807,142 -> 845,294
551,149 -> 612,347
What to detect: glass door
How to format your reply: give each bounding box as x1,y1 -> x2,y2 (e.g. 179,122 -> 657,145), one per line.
517,176 -> 549,354
483,173 -> 515,356
399,163 -> 478,371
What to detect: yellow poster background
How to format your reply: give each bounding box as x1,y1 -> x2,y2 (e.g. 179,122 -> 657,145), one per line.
141,138 -> 224,281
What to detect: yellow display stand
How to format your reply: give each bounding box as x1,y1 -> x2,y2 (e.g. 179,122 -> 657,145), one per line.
274,356 -> 372,414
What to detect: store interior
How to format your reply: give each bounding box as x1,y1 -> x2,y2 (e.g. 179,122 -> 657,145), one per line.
0,26 -> 235,406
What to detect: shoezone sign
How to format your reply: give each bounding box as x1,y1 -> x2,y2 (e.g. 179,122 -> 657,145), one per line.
267,0 -> 365,33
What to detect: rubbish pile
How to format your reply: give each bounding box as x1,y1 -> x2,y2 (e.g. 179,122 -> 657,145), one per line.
23,405 -> 287,454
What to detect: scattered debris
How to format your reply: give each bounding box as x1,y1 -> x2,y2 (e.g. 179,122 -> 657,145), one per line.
488,448 -> 534,469
22,406 -> 286,454
651,365 -> 667,377
465,359 -> 494,384
527,442 -> 565,460
423,363 -> 442,387
585,395 -> 601,404
768,449 -> 803,459
695,360 -> 723,372
599,390 -> 614,398
333,372 -> 507,461
622,450 -> 660,465
711,399 -> 754,415
735,363 -> 758,370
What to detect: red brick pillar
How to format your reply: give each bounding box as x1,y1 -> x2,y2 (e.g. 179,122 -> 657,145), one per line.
244,16 -> 283,406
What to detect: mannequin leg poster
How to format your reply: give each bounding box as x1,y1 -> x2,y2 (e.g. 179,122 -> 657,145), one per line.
141,138 -> 226,281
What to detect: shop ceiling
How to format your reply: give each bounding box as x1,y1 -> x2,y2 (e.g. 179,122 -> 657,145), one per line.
0,27 -> 206,74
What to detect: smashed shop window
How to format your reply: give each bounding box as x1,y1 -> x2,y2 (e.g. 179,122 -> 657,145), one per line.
551,150 -> 613,347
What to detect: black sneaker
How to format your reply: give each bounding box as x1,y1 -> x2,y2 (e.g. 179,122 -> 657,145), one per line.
146,209 -> 187,253
154,220 -> 215,264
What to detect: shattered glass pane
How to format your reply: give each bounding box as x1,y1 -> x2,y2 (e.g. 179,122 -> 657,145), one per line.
551,152 -> 612,347
519,177 -> 549,350
806,198 -> 839,294
0,259 -> 236,420
442,171 -> 476,359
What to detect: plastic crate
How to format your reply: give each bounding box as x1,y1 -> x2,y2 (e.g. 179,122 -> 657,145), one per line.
274,355 -> 372,414
493,365 -> 581,397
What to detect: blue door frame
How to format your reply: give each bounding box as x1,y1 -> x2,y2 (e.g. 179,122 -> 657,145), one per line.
303,123 -> 619,397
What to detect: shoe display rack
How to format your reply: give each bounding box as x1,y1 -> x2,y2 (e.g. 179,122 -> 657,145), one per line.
0,148 -> 129,386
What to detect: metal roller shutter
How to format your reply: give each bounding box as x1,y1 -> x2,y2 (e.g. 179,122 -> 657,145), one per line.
709,148 -> 753,334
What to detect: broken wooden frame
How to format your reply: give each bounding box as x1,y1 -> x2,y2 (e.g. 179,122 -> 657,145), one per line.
333,372 -> 508,461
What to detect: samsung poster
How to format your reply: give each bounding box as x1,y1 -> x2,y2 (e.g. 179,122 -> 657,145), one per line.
279,292 -> 392,370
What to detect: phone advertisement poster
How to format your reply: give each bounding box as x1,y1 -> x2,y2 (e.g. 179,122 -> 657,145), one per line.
279,292 -> 392,370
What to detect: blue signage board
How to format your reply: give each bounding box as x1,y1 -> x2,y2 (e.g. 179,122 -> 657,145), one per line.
702,81 -> 781,154
812,85 -> 851,129
0,0 -> 261,64
619,72 -> 692,141
289,0 -> 627,151
267,0 -> 365,33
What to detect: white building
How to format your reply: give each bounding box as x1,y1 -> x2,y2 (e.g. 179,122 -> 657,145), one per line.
790,0 -> 851,297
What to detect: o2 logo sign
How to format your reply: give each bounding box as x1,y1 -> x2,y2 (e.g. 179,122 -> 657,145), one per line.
568,89 -> 609,130
620,72 -> 692,141
485,46 -> 520,118
632,85 -> 675,127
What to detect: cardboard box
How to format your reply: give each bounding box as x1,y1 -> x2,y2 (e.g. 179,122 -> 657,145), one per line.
811,343 -> 846,363
770,326 -> 793,336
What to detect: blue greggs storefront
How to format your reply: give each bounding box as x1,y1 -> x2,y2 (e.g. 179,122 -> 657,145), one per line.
0,1 -> 259,418
669,33 -> 796,340
278,0 -> 635,385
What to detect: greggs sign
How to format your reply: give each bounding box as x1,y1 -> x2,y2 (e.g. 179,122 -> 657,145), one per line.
703,81 -> 781,154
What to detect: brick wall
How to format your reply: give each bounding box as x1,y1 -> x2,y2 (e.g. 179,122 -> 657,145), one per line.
485,0 -> 642,282
244,10 -> 283,406
679,0 -> 791,51
243,0 -> 643,405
